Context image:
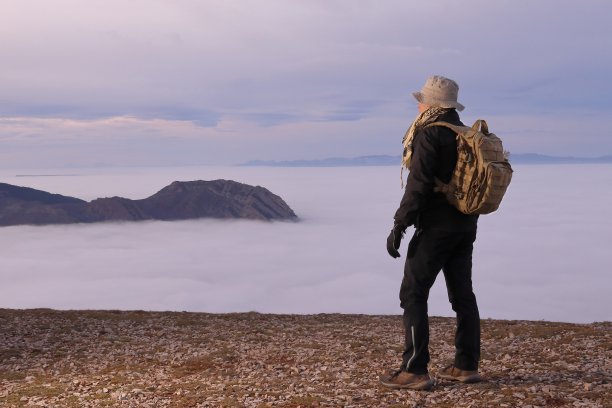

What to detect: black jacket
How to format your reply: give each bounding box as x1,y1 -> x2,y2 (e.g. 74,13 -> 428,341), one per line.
394,109 -> 478,231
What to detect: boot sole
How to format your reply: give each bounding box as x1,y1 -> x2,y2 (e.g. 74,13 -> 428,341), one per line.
438,373 -> 481,383
379,379 -> 434,390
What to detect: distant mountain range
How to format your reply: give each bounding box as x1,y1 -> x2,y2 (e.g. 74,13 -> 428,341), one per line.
0,180 -> 297,227
242,154 -> 612,167
242,155 -> 399,167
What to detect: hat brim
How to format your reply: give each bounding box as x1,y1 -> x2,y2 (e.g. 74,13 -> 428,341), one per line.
412,91 -> 465,112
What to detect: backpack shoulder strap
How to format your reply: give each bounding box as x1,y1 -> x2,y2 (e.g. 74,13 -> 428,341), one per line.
427,119 -> 491,135
425,121 -> 470,135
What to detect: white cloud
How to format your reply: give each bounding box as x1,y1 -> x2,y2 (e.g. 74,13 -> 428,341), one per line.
0,165 -> 610,323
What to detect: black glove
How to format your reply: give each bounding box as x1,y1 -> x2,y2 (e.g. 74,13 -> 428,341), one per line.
386,224 -> 405,258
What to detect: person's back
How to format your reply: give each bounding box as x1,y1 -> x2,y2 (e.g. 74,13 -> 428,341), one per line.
395,108 -> 478,232
381,76 -> 482,391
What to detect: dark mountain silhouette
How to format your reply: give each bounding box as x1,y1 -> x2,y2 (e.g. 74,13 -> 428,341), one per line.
241,155 -> 399,167
0,180 -> 297,227
241,154 -> 612,167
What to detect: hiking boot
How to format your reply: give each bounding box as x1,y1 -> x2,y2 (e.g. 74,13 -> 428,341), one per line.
379,370 -> 434,390
438,365 -> 481,383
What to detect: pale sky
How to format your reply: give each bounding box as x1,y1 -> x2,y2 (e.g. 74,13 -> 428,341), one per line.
1,0 -> 611,168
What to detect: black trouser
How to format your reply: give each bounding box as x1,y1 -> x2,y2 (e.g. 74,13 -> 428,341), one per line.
399,228 -> 480,374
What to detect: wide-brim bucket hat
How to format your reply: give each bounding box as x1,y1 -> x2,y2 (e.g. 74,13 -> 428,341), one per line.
412,75 -> 465,111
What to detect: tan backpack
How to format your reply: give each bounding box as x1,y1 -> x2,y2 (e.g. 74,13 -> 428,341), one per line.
426,119 -> 513,215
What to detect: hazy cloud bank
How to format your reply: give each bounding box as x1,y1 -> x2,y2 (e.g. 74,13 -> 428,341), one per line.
0,165 -> 610,323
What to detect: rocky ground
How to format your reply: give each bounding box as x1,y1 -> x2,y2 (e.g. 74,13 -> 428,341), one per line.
0,309 -> 609,407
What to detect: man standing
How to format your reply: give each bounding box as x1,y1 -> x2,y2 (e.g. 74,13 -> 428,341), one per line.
380,75 -> 481,390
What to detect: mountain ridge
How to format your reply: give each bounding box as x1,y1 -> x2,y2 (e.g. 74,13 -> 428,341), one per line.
0,180 -> 297,226
241,153 -> 612,167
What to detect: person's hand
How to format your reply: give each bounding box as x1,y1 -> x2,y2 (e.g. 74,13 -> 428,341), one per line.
386,224 -> 405,258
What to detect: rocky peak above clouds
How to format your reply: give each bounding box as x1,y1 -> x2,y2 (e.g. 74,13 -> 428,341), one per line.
0,179 -> 297,226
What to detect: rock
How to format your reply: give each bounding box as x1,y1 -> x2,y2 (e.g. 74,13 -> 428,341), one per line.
3,310 -> 610,407
0,180 -> 298,226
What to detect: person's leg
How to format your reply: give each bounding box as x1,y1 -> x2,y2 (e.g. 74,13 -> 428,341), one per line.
399,229 -> 456,374
442,230 -> 480,371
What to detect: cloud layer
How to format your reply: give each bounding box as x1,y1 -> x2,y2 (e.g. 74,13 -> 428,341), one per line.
0,164 -> 609,323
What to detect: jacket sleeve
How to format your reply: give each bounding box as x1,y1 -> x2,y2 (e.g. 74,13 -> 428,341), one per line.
393,127 -> 440,228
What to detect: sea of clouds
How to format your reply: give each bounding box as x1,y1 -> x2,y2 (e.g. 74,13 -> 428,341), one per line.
0,165 -> 610,323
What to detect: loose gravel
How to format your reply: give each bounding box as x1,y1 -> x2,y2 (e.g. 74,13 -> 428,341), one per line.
0,309 -> 609,407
